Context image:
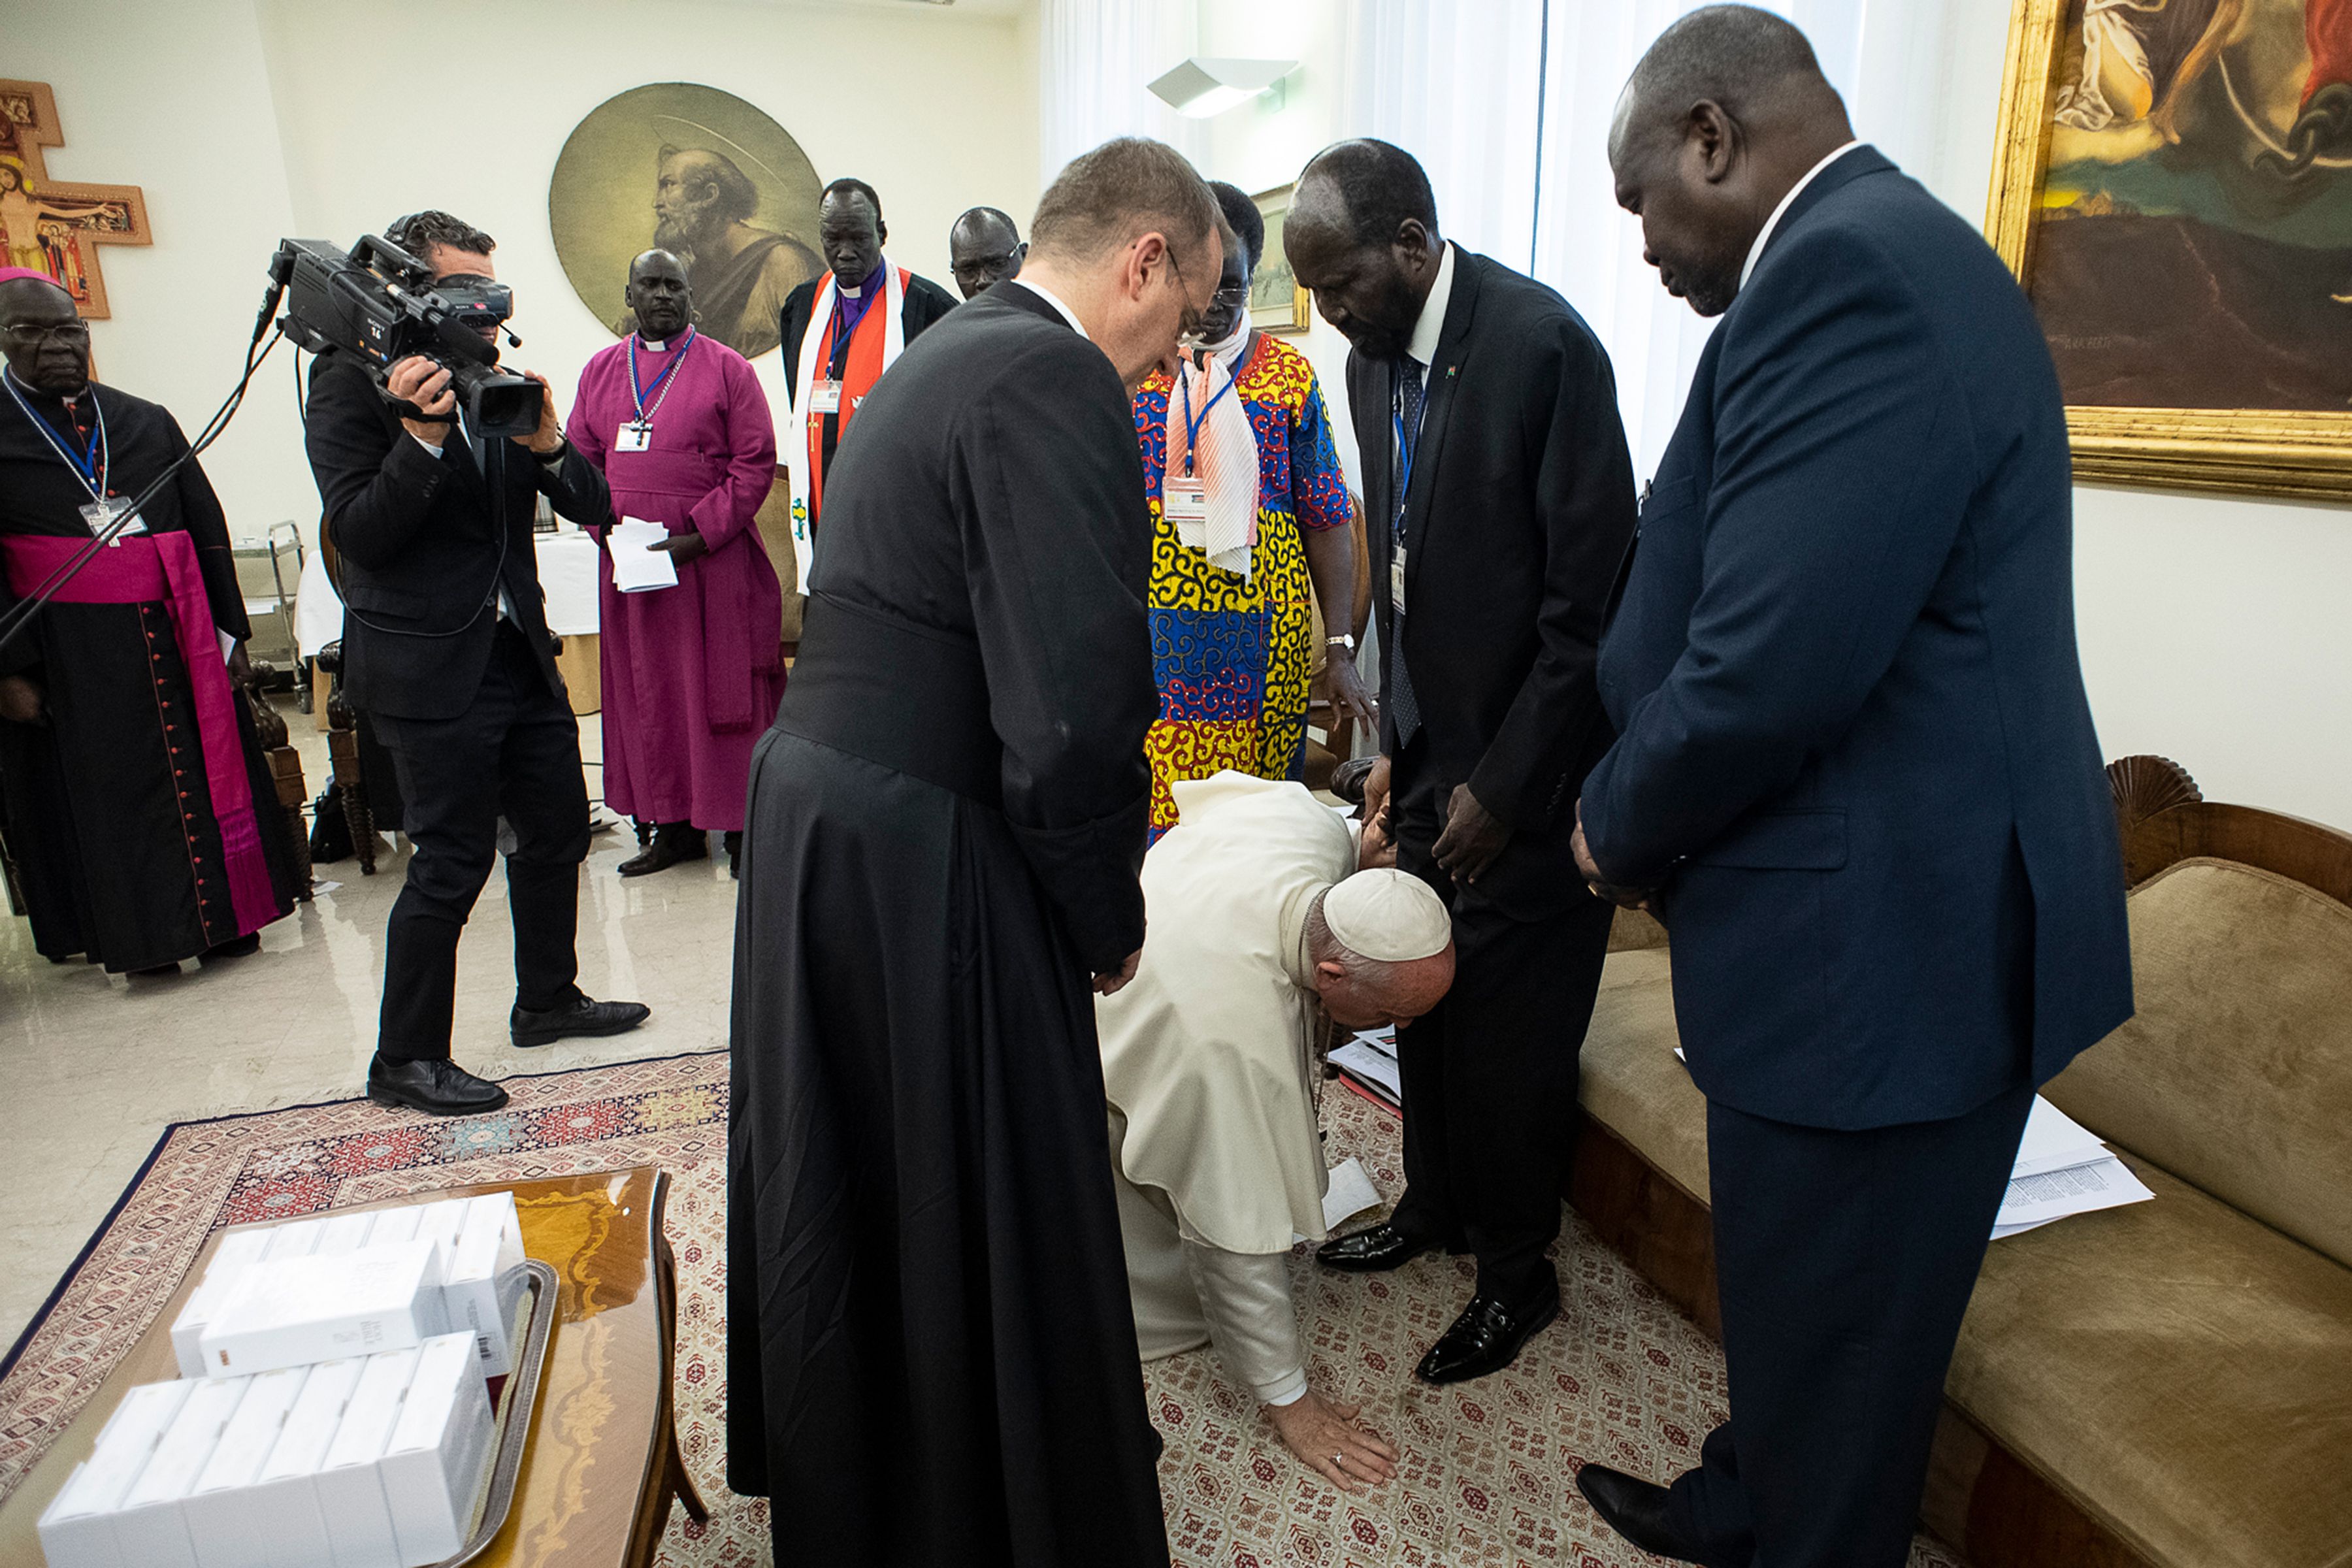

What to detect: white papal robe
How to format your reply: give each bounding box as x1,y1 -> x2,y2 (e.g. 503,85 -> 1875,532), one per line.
1097,770 -> 1356,1405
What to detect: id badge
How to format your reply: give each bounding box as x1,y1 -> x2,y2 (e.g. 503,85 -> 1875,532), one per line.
615,422 -> 652,453
1162,476 -> 1209,549
1390,547 -> 1407,613
809,378 -> 843,415
80,497 -> 146,539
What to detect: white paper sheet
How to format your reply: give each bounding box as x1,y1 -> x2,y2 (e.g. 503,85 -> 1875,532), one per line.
1995,1154 -> 2155,1232
1330,1041 -> 1401,1100
608,517 -> 678,593
2008,1095 -> 2111,1178
1320,1158 -> 1382,1231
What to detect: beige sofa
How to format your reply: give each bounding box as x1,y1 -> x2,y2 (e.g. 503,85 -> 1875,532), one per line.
1571,757 -> 2352,1568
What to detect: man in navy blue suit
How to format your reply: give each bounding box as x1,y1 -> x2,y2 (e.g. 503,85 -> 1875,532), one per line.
1569,9 -> 2133,1565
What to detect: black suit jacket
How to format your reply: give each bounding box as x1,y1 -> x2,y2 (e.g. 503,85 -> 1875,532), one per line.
1346,246 -> 1639,917
302,351 -> 612,721
777,269 -> 960,404
1584,148 -> 2132,1129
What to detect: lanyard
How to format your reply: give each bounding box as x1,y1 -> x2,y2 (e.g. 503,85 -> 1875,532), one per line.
4,369 -> 108,504
1175,361 -> 1235,478
627,327 -> 696,426
1391,373 -> 1424,539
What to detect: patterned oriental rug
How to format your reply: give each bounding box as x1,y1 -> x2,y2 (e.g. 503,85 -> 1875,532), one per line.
0,1053 -> 1966,1568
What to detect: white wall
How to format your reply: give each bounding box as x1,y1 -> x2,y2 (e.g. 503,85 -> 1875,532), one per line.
3,0 -> 1037,548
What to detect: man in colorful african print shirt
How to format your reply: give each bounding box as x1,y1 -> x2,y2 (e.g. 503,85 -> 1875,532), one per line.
1131,180 -> 1374,838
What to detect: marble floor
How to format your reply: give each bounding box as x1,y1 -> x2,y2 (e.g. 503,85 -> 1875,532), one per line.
0,696 -> 740,1350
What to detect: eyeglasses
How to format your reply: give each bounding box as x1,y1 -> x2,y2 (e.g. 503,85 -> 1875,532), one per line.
1209,284 -> 1251,308
1,321 -> 91,346
1164,244 -> 1208,350
951,252 -> 1020,278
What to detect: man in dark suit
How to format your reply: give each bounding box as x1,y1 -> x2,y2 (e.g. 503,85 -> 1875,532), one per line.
304,210 -> 649,1117
1569,11 -> 2134,1565
1286,140 -> 1640,1383
777,179 -> 958,547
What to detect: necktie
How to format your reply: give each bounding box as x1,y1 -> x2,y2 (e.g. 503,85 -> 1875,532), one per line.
1389,359 -> 1426,745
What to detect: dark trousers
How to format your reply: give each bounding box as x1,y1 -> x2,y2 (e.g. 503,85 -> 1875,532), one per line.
1669,1080 -> 2035,1568
1387,737 -> 1616,1307
371,625 -> 590,1061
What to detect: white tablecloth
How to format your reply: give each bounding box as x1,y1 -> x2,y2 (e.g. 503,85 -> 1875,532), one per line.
293,529 -> 605,655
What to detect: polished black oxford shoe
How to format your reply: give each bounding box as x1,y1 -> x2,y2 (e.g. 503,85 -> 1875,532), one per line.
510,994 -> 651,1049
1575,1463 -> 1704,1563
1315,1221 -> 1442,1273
366,1056 -> 510,1117
618,824 -> 707,877
1415,1290 -> 1560,1383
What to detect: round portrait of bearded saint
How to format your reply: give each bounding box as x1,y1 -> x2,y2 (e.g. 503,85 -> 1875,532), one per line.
549,82 -> 822,360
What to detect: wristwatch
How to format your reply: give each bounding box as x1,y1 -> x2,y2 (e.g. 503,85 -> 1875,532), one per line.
1326,633 -> 1357,653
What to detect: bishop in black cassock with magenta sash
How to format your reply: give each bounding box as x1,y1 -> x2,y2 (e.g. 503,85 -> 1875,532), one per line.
0,270 -> 299,972
728,137 -> 1226,1568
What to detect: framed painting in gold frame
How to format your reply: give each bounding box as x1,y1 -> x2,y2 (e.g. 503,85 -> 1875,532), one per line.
1985,0 -> 2352,500
1249,183 -> 1313,335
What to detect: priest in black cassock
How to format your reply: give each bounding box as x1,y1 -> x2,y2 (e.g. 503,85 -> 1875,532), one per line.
0,270 -> 299,973
727,139 -> 1224,1568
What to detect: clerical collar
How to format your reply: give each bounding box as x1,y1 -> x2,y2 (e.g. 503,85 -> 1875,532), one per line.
838,260 -> 884,299
640,337 -> 666,351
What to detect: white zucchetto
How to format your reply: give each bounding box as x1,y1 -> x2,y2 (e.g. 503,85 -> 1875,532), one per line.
1322,869 -> 1453,962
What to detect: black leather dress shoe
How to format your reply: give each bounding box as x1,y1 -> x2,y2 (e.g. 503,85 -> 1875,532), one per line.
510,993 -> 651,1049
1416,1291 -> 1560,1383
1316,1221 -> 1442,1273
1575,1463 -> 1702,1562
618,824 -> 707,877
199,933 -> 262,964
367,1056 -> 510,1117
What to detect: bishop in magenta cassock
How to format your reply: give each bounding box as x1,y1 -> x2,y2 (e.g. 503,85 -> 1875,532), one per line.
566,250 -> 782,876
0,269 -> 300,972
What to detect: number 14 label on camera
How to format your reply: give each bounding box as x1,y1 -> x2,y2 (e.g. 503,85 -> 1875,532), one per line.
616,423 -> 653,452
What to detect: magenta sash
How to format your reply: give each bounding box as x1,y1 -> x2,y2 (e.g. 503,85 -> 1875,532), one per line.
2,532 -> 280,937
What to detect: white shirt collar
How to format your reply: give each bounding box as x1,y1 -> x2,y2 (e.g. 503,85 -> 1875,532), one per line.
1009,279 -> 1090,340
1406,240 -> 1457,368
1740,140 -> 1865,291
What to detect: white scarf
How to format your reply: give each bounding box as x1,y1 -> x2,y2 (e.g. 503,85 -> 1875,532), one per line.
785,257 -> 908,595
1162,319 -> 1260,581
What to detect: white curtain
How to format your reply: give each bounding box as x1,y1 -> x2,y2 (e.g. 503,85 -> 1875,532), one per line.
1037,0 -> 1208,186
1338,0 -> 1550,267
1337,0 -> 1959,478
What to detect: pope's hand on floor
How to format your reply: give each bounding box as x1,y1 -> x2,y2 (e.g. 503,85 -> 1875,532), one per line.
1266,1388 -> 1399,1493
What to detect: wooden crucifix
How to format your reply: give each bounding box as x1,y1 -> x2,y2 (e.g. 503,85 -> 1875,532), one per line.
0,80 -> 152,319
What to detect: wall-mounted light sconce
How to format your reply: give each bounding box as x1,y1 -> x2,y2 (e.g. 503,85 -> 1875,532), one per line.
1147,57 -> 1299,118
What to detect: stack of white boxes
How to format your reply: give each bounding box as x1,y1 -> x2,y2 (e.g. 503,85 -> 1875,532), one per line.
37,1193 -> 529,1568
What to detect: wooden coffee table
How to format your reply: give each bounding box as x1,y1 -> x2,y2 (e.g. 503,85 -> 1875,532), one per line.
0,1166 -> 704,1567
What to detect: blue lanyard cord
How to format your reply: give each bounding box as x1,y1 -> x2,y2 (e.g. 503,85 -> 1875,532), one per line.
1175,363 -> 1235,478
627,327 -> 696,423
1390,400 -> 1417,540
4,370 -> 108,500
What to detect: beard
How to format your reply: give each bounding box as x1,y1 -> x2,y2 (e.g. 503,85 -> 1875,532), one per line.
652,203 -> 722,270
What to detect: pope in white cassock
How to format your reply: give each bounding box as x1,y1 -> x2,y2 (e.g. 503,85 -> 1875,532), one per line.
1098,771 -> 1456,1492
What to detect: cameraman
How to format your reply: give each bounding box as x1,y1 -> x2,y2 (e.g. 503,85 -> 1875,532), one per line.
303,210 -> 647,1117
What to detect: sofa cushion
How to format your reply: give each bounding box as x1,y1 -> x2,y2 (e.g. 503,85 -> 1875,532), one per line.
1948,1154 -> 2352,1568
1579,948 -> 1710,1201
2042,857 -> 2352,1270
